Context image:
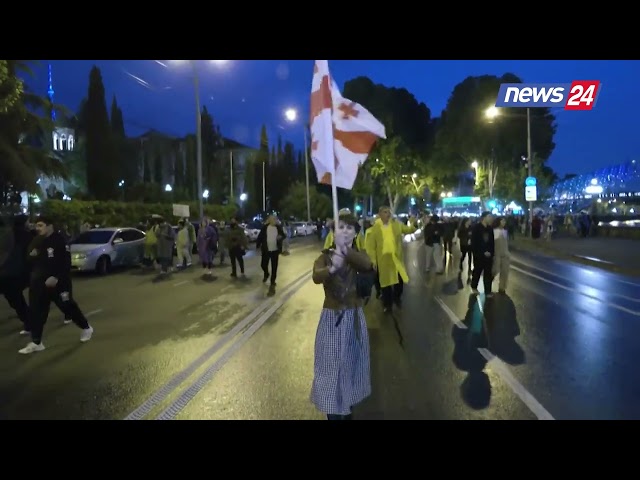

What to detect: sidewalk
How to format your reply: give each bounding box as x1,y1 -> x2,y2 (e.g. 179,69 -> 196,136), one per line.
512,234 -> 640,276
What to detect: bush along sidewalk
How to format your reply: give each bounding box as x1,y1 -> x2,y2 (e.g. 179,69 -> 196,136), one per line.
35,199 -> 238,230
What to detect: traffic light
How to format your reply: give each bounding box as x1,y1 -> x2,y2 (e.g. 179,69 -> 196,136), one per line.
521,155 -> 528,169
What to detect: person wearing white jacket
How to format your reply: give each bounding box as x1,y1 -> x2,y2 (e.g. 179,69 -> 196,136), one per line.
492,217 -> 510,294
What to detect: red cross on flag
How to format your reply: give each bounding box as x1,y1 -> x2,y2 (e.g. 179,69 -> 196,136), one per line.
309,60 -> 386,190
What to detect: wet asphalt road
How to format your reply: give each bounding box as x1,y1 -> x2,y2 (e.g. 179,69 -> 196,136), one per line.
1,236 -> 639,420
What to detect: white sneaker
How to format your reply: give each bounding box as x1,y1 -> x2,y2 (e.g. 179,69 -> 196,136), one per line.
63,319 -> 72,325
19,342 -> 45,354
80,326 -> 94,343
19,330 -> 30,336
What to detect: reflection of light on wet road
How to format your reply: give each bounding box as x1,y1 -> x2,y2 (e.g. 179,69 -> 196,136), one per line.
510,265 -> 640,317
513,256 -> 640,295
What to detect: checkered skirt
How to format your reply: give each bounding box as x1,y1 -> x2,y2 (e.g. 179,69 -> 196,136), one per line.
310,307 -> 371,416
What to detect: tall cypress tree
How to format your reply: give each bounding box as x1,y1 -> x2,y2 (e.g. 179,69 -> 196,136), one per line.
85,66 -> 117,199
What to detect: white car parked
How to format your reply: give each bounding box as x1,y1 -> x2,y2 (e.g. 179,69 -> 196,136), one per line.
70,227 -> 145,275
292,222 -> 314,236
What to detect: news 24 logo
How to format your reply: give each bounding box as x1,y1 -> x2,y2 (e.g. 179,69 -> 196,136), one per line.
495,81 -> 601,111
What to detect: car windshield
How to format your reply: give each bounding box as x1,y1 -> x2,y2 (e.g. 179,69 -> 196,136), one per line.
72,230 -> 114,245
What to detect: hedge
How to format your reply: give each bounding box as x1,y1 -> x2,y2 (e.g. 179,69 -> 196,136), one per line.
36,200 -> 238,229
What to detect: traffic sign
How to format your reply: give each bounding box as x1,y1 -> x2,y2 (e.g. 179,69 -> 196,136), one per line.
525,185 -> 537,202
525,176 -> 537,187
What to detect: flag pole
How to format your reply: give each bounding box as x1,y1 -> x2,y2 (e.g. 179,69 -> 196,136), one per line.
331,171 -> 339,229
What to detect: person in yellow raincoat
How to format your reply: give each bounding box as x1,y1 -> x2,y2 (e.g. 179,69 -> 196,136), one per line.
365,206 -> 416,313
324,209 -> 365,251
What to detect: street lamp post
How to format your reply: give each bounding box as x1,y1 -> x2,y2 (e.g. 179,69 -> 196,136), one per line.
284,108 -> 311,223
173,60 -> 228,219
192,63 -> 203,219
485,106 -> 534,237
526,107 -> 533,237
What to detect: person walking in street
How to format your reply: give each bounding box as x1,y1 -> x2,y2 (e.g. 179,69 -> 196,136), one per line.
0,215 -> 32,331
175,220 -> 191,269
19,216 -> 93,355
155,217 -> 175,277
256,215 -> 285,292
197,217 -> 217,277
492,216 -> 511,294
470,211 -> 495,297
365,206 -> 416,313
226,217 -> 249,278
311,212 -> 374,420
422,214 -> 444,274
457,217 -> 473,283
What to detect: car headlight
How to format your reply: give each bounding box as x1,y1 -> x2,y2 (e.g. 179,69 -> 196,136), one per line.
72,253 -> 87,260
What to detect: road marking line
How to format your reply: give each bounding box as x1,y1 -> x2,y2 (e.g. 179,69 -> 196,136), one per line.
510,259 -> 640,303
434,296 -> 466,329
155,272 -> 311,420
123,270 -> 311,420
86,309 -> 103,317
477,348 -> 555,420
173,280 -> 188,287
511,265 -> 640,317
434,296 -> 555,421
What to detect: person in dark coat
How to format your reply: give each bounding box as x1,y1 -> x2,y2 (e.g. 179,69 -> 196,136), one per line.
0,215 -> 32,331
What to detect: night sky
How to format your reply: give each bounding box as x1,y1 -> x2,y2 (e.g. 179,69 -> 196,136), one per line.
33,60 -> 639,177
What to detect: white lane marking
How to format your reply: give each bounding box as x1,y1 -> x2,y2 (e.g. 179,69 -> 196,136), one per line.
434,296 -> 466,329
86,309 -> 103,317
123,270 -> 311,420
155,273 -> 312,420
435,296 -> 555,421
173,280 -> 188,287
511,265 -> 640,317
477,348 -> 555,421
510,259 -> 640,303
515,248 -> 640,288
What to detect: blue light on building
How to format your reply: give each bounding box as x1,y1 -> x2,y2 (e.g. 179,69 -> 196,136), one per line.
548,160 -> 640,209
47,64 -> 55,121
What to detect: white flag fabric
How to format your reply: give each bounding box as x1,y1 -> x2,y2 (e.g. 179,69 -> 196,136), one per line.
309,60 -> 386,190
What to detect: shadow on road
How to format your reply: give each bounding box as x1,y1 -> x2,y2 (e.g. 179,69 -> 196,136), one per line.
484,294 -> 525,366
451,294 -> 491,410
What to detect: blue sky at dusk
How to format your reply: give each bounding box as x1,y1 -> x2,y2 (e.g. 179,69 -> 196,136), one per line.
34,60 -> 640,177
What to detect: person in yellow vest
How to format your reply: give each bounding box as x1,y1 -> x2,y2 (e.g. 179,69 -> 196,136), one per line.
324,209 -> 365,251
365,206 -> 416,313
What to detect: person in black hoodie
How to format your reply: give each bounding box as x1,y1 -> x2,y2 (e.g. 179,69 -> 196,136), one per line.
470,211 -> 495,296
422,214 -> 444,274
19,216 -> 93,355
0,215 -> 32,330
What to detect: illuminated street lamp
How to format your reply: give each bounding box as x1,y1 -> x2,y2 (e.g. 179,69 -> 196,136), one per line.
165,184 -> 172,192
471,161 -> 479,186
239,193 -> 248,202
485,106 -> 499,120
172,60 -> 230,219
284,107 -> 311,223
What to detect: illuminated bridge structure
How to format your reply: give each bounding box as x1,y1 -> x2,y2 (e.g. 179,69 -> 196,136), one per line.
548,160 -> 640,211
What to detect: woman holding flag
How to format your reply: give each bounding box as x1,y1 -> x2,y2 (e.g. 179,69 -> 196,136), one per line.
310,211 -> 374,420
308,59 -> 388,418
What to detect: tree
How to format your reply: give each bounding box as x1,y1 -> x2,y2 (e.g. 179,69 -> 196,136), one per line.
0,60 -> 67,194
85,66 -> 118,200
342,76 -> 435,213
200,106 -> 225,203
432,73 -> 558,202
281,182 -> 332,220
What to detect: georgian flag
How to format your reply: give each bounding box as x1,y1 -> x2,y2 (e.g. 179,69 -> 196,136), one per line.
309,60 -> 386,190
